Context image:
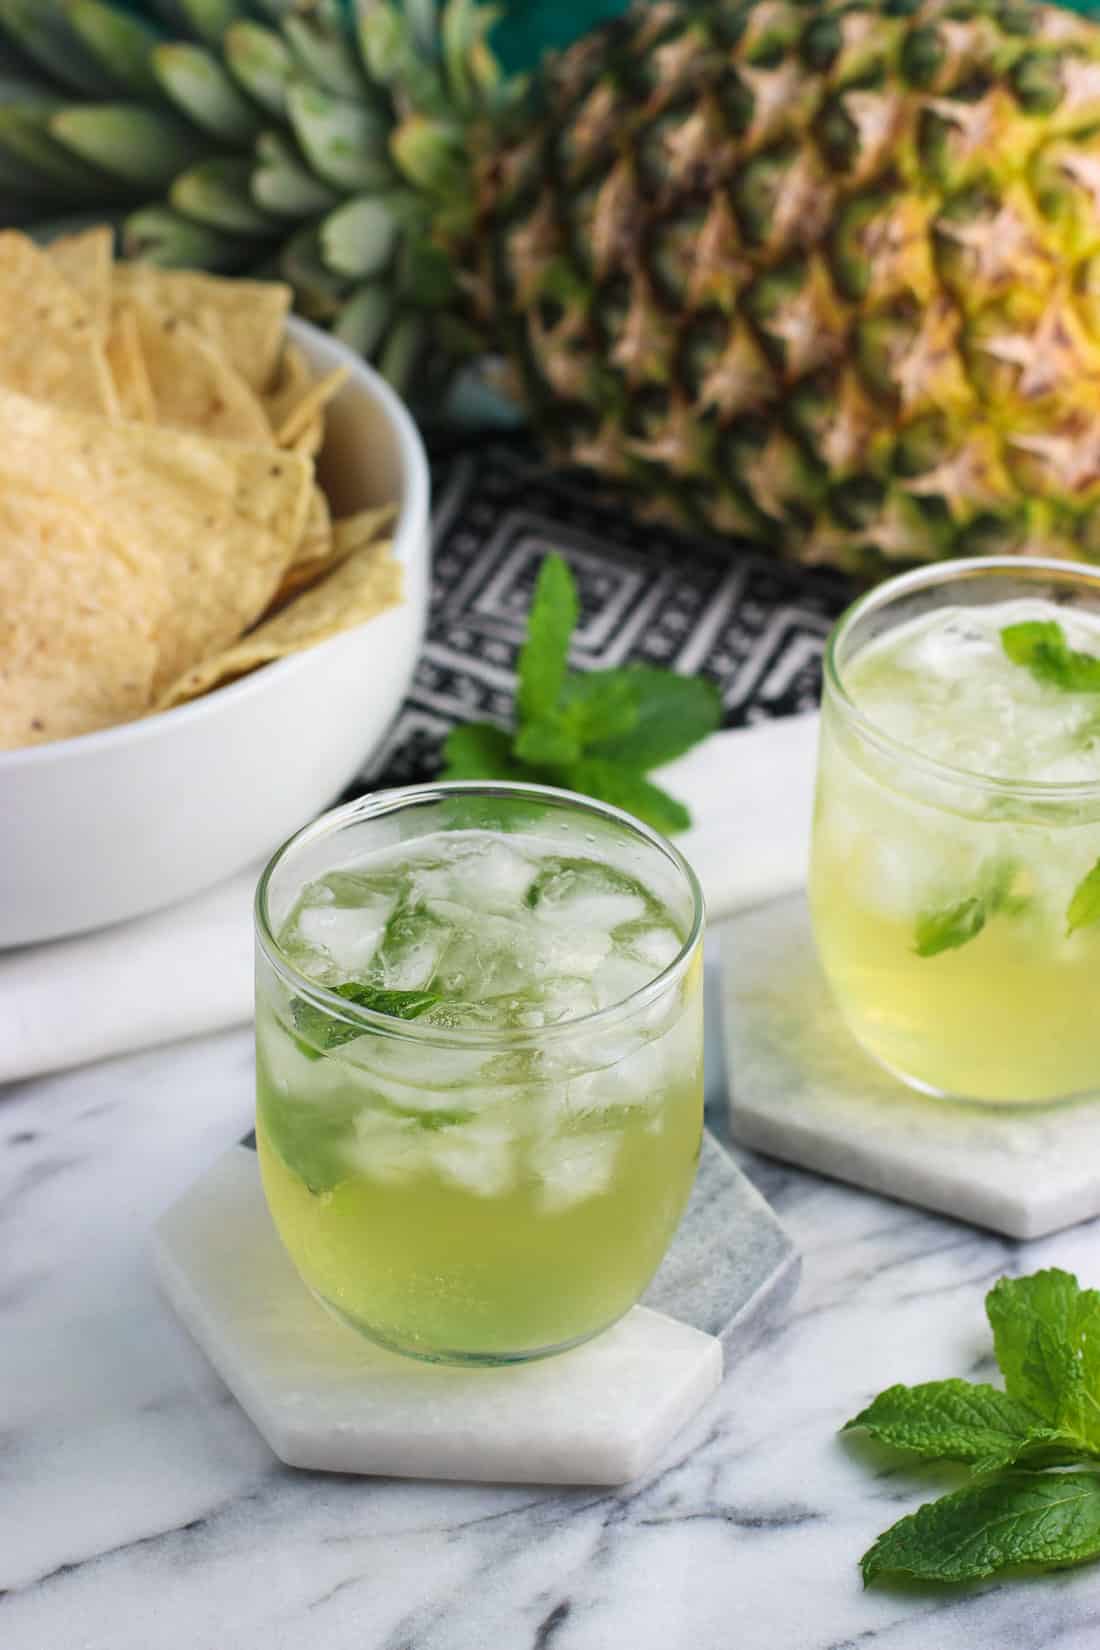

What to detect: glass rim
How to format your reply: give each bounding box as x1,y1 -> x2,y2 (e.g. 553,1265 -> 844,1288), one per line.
824,555 -> 1100,803
254,779 -> 706,1050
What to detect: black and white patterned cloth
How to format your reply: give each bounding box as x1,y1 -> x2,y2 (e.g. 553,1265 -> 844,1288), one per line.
367,441 -> 852,791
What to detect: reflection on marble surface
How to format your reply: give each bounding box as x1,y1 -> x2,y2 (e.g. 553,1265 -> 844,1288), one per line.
6,975 -> 1100,1646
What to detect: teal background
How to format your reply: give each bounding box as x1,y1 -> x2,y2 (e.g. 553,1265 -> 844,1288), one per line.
489,0 -> 631,71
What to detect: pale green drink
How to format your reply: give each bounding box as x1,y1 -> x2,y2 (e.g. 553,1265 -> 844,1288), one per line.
811,560 -> 1100,1106
255,786 -> 703,1364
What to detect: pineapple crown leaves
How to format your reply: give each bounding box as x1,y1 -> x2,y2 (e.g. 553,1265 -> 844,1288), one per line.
0,0 -> 525,390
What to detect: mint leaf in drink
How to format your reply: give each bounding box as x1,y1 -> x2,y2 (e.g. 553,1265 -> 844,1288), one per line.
860,1470 -> 1100,1585
913,863 -> 1031,957
584,667 -> 722,769
516,552 -> 578,726
291,981 -> 440,1057
1002,620 -> 1100,693
442,723 -> 524,781
566,759 -> 692,835
914,896 -> 986,957
842,1379 -> 1067,1474
1067,858 -> 1100,936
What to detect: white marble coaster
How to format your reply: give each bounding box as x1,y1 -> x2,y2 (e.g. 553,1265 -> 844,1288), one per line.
719,893 -> 1100,1240
154,1130 -> 797,1487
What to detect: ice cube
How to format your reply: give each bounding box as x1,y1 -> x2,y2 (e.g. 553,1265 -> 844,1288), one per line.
536,927 -> 613,978
294,895 -> 397,976
592,952 -> 659,1010
345,1033 -> 490,1092
565,1036 -> 664,1115
532,976 -> 600,1026
530,1133 -> 619,1215
529,858 -> 649,932
320,868 -> 407,907
431,905 -> 534,1000
350,1064 -> 508,1116
256,1015 -> 349,1101
412,838 -> 537,915
347,1110 -> 424,1184
427,1118 -> 515,1197
615,923 -> 681,972
375,906 -> 454,990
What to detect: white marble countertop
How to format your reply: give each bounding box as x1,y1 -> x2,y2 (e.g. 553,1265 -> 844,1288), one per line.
5,1016 -> 1100,1649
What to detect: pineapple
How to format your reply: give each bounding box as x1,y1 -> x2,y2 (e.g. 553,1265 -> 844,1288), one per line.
5,1 -> 1100,572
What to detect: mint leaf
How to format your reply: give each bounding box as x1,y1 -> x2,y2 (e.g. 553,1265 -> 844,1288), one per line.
1067,858 -> 1100,936
434,556 -> 717,831
566,759 -> 692,835
987,858 -> 1032,920
291,981 -> 440,1057
861,1470 -> 1100,1585
1002,620 -> 1100,693
914,896 -> 986,957
516,552 -> 578,726
557,670 -> 639,748
514,720 -> 581,768
585,668 -> 722,769
843,1380 -> 1067,1474
987,1270 -> 1100,1450
442,723 -> 523,781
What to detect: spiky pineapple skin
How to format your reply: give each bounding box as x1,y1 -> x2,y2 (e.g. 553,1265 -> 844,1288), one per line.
468,0 -> 1100,574
8,1 -> 1100,574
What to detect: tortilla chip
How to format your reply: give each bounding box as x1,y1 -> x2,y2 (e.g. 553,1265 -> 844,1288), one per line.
126,298 -> 272,444
262,341 -> 312,433
0,231 -> 117,416
295,485 -> 333,560
274,365 -> 349,448
106,304 -> 157,423
331,503 -> 397,556
112,264 -> 291,391
46,226 -> 113,332
0,479 -> 163,748
0,387 -> 312,690
155,539 -> 402,710
288,411 -> 324,459
266,547 -> 346,608
268,498 -> 395,608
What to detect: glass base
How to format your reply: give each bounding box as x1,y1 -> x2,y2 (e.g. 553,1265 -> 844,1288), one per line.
311,1287 -> 628,1368
852,1033 -> 1100,1113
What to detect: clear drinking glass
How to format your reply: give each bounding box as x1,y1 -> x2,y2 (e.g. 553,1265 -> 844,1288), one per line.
809,557 -> 1100,1106
255,781 -> 704,1364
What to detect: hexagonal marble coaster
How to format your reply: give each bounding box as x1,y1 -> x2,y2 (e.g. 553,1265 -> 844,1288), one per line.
153,1128 -> 798,1487
719,892 -> 1100,1241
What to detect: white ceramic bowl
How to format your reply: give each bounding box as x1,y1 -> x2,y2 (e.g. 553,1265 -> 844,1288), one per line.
0,317 -> 430,948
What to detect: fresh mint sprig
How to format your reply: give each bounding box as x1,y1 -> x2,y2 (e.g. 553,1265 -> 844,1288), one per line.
1001,619 -> 1100,693
913,860 -> 1029,959
291,981 -> 440,1058
845,1269 -> 1100,1586
440,553 -> 721,833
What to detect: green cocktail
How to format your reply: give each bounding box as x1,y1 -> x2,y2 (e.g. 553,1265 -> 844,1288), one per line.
810,559 -> 1100,1106
255,783 -> 704,1364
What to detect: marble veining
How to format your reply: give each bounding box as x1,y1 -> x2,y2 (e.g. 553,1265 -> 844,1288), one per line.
5,980 -> 1100,1645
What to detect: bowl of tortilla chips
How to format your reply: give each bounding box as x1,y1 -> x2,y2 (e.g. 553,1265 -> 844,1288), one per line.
0,229 -> 429,947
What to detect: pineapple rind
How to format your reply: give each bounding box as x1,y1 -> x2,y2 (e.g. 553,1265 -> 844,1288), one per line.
6,0 -> 1100,570
471,0 -> 1100,569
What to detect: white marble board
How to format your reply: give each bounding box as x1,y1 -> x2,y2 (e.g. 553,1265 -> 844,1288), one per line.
720,892 -> 1100,1239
